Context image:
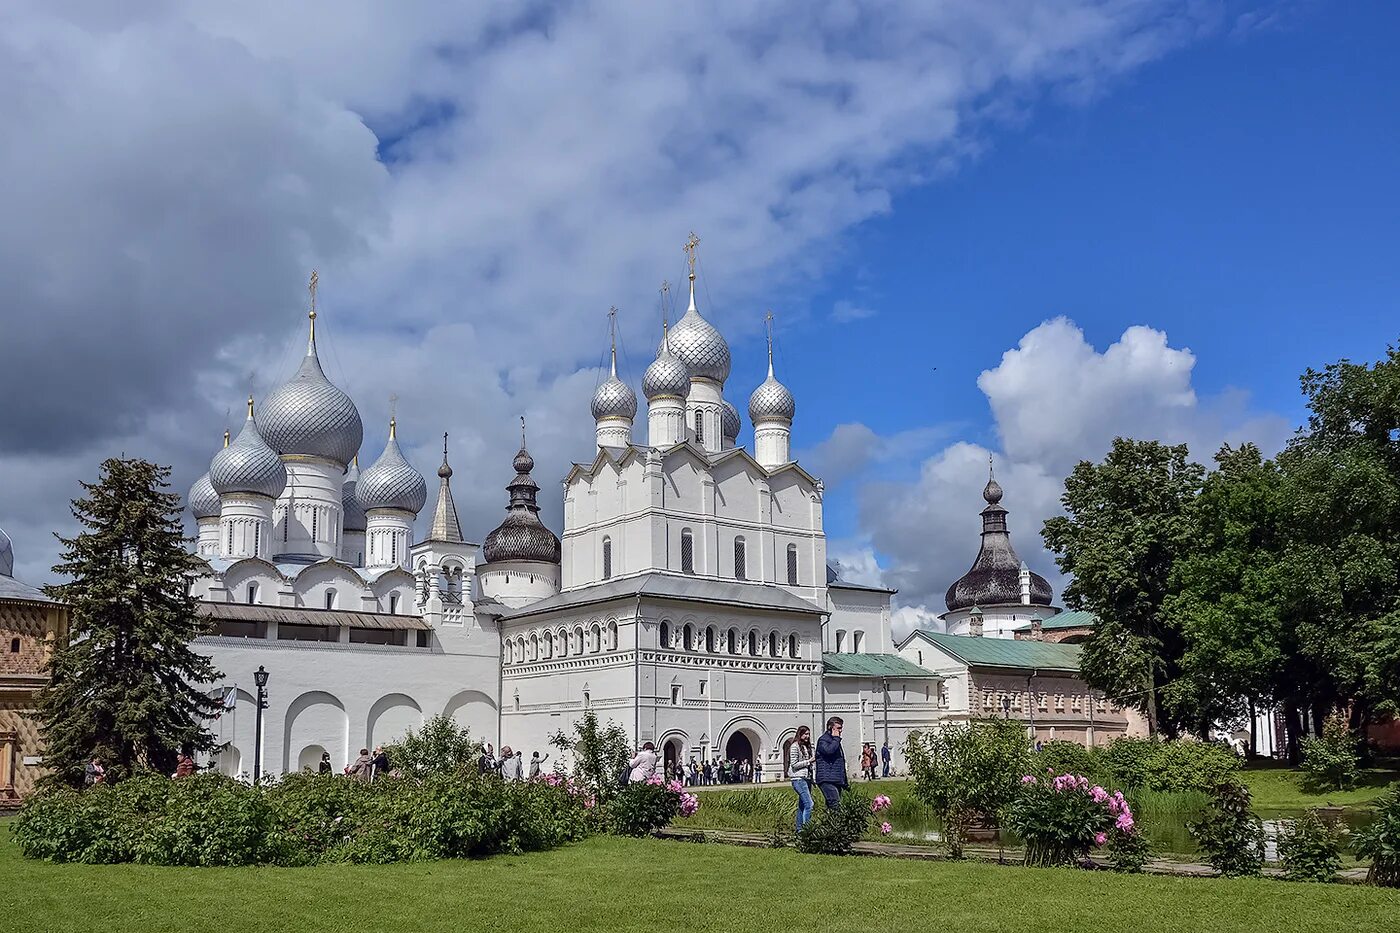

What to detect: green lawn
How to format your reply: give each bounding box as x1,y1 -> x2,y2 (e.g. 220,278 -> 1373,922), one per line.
1242,762 -> 1400,810
4,823 -> 1398,933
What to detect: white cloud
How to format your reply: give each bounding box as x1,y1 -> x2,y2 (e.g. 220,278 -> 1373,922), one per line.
0,2 -> 1219,583
831,301 -> 877,324
846,318 -> 1291,629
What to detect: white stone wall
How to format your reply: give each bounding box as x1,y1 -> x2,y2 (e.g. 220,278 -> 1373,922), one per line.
942,603 -> 1059,639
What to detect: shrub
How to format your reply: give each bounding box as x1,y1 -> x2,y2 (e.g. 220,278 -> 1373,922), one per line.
549,710 -> 631,803
1106,824 -> 1152,872
1007,772 -> 1140,868
1299,712 -> 1361,792
383,714 -> 481,778
794,789 -> 871,855
1097,738 -> 1157,789
1276,810 -> 1346,883
905,718 -> 1029,859
1095,737 -> 1240,793
606,775 -> 697,837
1034,741 -> 1099,782
1188,781 -> 1265,877
1354,791 -> 1400,888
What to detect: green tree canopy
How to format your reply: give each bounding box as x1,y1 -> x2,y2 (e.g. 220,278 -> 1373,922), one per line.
37,458 -> 222,785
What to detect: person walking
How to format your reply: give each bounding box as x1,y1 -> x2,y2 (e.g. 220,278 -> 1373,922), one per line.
815,717 -> 848,810
627,741 -> 658,784
529,751 -> 548,779
787,725 -> 816,832
754,757 -> 763,784
318,751 -> 333,775
881,740 -> 891,778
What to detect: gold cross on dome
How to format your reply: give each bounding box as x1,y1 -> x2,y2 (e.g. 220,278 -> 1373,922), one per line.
308,269 -> 319,320
683,231 -> 700,275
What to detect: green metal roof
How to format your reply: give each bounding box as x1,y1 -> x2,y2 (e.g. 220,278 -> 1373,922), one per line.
905,630 -> 1083,673
1012,609 -> 1098,632
822,652 -> 944,679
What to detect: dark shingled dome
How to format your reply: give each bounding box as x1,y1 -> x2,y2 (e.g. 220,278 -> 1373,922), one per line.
945,473 -> 1053,612
482,442 -> 561,564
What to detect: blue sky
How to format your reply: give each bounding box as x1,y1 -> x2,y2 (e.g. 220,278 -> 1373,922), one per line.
1,2 -> 1396,629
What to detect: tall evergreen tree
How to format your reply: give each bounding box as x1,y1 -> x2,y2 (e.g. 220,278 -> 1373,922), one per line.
1042,438 -> 1204,737
36,458 -> 222,785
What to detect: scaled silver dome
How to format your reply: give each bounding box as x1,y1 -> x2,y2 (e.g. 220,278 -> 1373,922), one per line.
210,410 -> 288,499
0,525 -> 12,577
258,329 -> 363,467
358,424 -> 427,514
643,335 -> 691,400
341,459 -> 366,532
721,399 -> 741,439
661,282 -> 731,383
749,372 -> 796,422
591,375 -> 638,421
188,472 -> 221,520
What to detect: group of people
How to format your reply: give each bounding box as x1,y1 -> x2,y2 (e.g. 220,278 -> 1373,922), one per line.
787,716 -> 875,832
339,746 -> 394,782
858,741 -> 891,781
476,742 -> 550,781
668,755 -> 763,786
83,753 -> 199,787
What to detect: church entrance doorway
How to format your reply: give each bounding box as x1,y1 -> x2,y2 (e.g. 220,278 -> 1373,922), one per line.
725,731 -> 754,766
663,738 -> 682,777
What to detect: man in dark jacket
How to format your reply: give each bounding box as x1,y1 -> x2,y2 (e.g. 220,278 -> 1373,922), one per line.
814,716 -> 847,810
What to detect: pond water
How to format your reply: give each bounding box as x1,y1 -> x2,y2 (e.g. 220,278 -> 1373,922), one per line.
884,806 -> 1375,859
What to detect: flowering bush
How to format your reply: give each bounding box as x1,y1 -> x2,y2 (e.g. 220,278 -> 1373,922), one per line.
1007,772 -> 1143,868
905,718 -> 1030,859
603,773 -> 698,837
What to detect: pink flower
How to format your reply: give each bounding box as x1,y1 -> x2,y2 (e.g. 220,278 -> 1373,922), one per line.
880,822 -> 892,835
646,772 -> 664,786
678,792 -> 700,817
1116,813 -> 1135,831
871,795 -> 892,812
1090,786 -> 1108,803
667,779 -> 683,793
1020,775 -> 1037,785
1094,832 -> 1107,846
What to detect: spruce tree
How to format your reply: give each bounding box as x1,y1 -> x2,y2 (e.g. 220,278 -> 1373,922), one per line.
36,457 -> 222,785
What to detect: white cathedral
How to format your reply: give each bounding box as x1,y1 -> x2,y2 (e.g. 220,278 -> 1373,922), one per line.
181,245 -> 1134,783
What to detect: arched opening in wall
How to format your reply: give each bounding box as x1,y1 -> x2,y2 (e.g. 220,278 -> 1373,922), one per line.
788,633 -> 799,659
853,632 -> 865,654
217,744 -> 243,778
663,738 -> 683,777
388,593 -> 399,614
590,623 -> 602,653
725,731 -> 754,766
683,623 -> 694,651
680,528 -> 695,575
835,630 -> 846,653
607,621 -> 618,650
768,632 -> 778,657
705,626 -> 716,652
602,536 -> 613,580
544,632 -> 554,659
246,583 -> 258,605
747,631 -> 758,656
324,589 -> 337,611
574,626 -> 585,654
298,744 -> 328,773
694,409 -> 704,445
787,544 -> 798,586
733,536 -> 746,581
529,633 -> 539,661
557,629 -> 569,658
726,629 -> 737,654
659,621 -> 670,650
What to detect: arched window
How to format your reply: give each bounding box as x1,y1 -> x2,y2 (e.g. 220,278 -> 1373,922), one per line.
733,536 -> 746,581
544,631 -> 554,659
680,528 -> 694,575
530,633 -> 539,661
245,583 -> 258,605
602,536 -> 613,580
787,544 -> 798,586
853,632 -> 865,654
574,626 -> 585,654
694,409 -> 704,445
788,633 -> 798,659
706,626 -> 716,652
747,631 -> 758,656
659,620 -> 671,649
391,532 -> 398,565
835,629 -> 846,653
608,620 -> 618,650
311,508 -> 318,542
590,623 -> 602,653
768,631 -> 778,657
324,589 -> 337,611
727,629 -> 737,654
683,623 -> 694,651
389,593 -> 399,614
254,524 -> 260,558
557,629 -> 568,658
226,523 -> 234,554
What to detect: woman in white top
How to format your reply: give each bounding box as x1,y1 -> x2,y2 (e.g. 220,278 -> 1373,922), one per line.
787,725 -> 815,832
627,741 -> 658,783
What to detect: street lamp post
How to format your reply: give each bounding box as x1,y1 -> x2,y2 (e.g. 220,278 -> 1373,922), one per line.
252,666 -> 270,786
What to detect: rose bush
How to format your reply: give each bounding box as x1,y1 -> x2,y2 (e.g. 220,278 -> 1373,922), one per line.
1007,772 -> 1145,868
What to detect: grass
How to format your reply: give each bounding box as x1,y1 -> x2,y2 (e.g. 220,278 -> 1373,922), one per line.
3,821 -> 1398,933
1240,762 -> 1400,811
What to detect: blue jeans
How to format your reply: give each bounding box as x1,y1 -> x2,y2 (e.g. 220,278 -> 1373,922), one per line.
792,779 -> 814,831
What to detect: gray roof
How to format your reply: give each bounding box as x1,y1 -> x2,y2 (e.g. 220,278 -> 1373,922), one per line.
501,572 -> 825,620
823,653 -> 943,678
0,573 -> 51,603
358,428 -> 427,514
1012,609 -> 1097,632
197,601 -> 428,631
829,579 -> 897,595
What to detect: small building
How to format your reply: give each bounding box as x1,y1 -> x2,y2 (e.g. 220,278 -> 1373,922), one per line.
1011,609 -> 1097,644
0,527 -> 67,806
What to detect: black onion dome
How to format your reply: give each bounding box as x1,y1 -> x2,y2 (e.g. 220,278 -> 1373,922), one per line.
944,473 -> 1053,612
482,442 -> 561,564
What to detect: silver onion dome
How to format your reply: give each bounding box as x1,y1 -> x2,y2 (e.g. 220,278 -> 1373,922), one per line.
662,289 -> 731,384
358,422 -> 427,514
0,525 -> 13,577
341,458 -> 366,532
721,399 -> 741,439
258,321 -> 363,467
591,374 -> 638,421
188,472 -> 221,520
749,372 -> 795,422
210,406 -> 288,499
643,332 -> 691,400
